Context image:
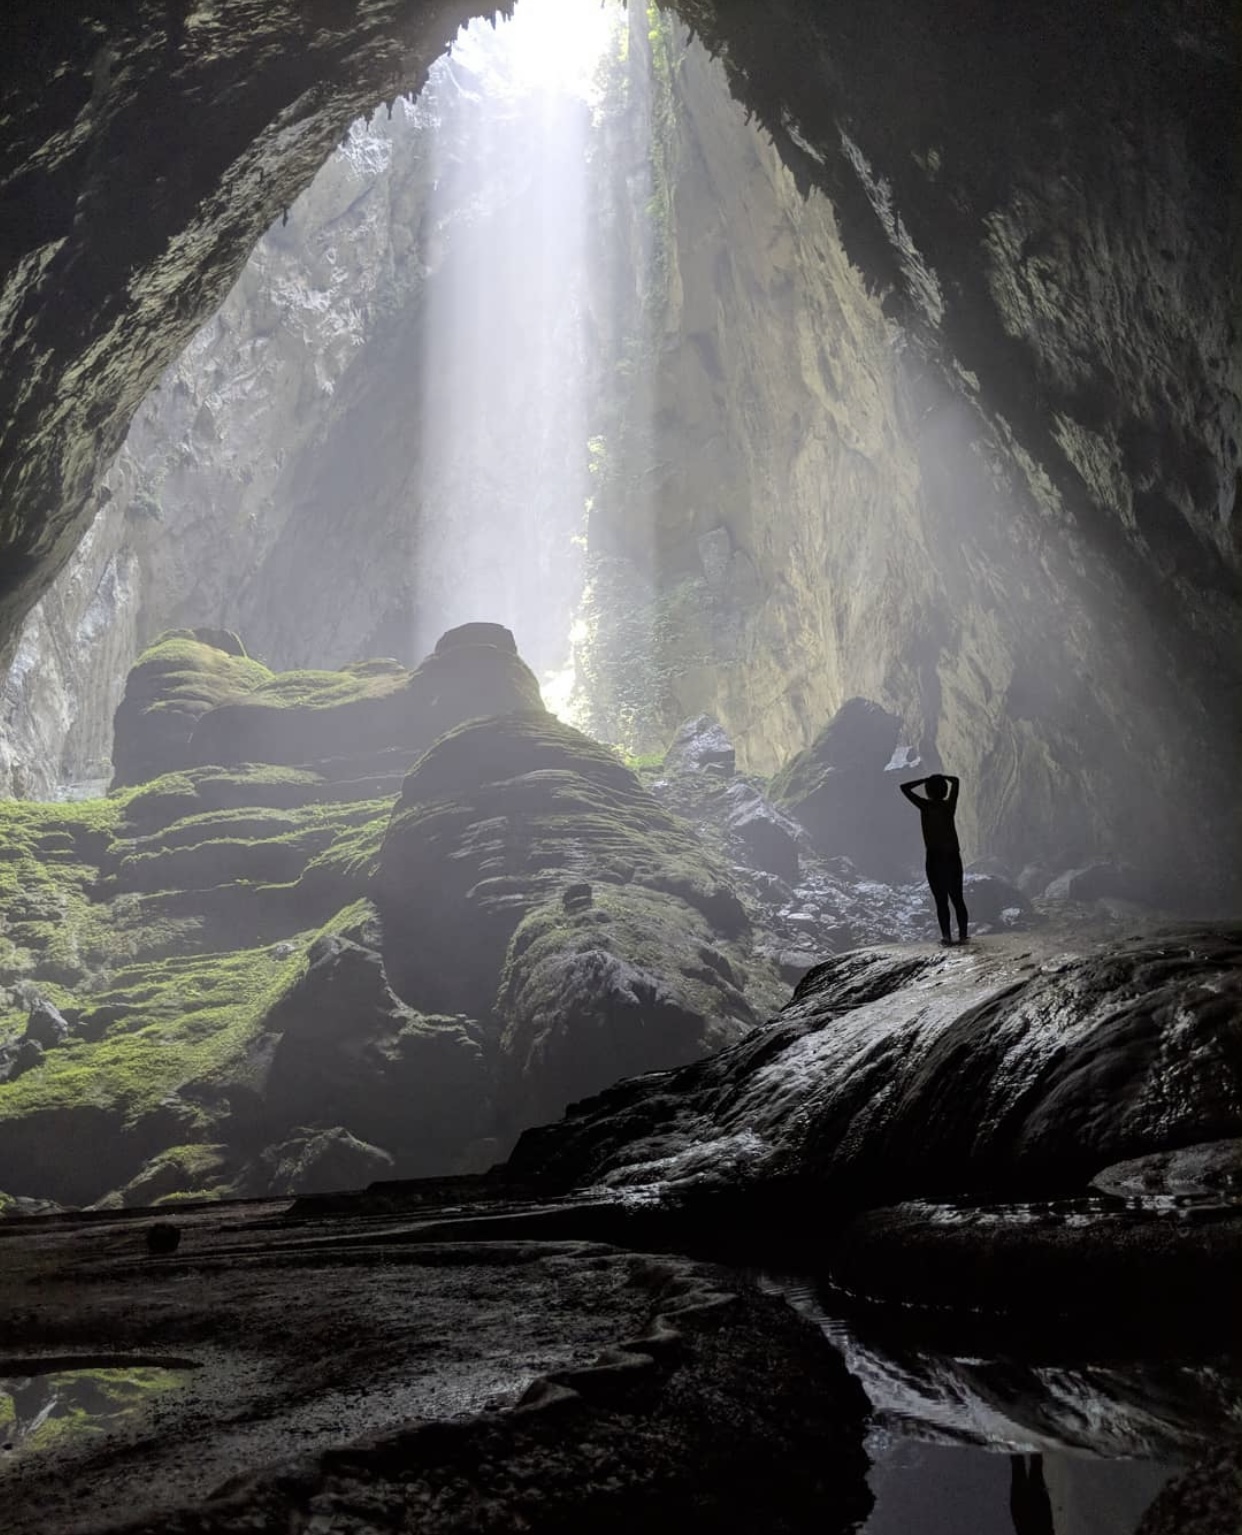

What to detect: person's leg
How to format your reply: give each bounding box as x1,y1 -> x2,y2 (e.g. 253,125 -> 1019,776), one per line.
926,855 -> 952,943
948,853 -> 969,942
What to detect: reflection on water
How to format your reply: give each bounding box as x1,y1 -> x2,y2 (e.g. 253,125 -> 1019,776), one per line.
756,1274 -> 1242,1535
0,1363 -> 195,1465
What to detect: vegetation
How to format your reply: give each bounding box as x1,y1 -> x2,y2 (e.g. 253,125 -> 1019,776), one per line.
224,663 -> 408,712
0,1366 -> 194,1457
0,941 -> 305,1125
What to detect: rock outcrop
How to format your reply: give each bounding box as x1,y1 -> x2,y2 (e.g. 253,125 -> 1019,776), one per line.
508,927 -> 1242,1206
770,697 -> 925,880
376,710 -> 771,1136
110,629 -> 271,787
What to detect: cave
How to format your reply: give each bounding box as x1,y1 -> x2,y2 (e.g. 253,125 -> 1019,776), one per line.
1,2 -> 1240,1531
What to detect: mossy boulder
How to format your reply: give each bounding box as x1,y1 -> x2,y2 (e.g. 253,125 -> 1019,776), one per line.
111,630 -> 271,788
108,1142 -> 236,1207
496,885 -> 758,1133
186,624 -> 543,771
375,712 -> 763,1140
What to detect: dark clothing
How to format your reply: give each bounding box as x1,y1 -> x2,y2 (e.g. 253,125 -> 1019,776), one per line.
926,848 -> 968,942
918,801 -> 960,854
900,776 -> 968,942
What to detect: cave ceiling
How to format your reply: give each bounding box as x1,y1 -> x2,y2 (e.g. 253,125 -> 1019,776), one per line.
1,0 -> 1239,732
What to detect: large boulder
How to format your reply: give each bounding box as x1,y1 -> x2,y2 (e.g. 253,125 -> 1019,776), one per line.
375,712 -> 763,1140
663,715 -> 737,777
771,698 -> 929,881
23,999 -> 71,1050
110,629 -> 271,787
724,785 -> 802,884
508,927 -> 1242,1206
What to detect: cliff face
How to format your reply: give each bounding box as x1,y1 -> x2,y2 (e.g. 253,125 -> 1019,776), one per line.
1,2 -> 1239,892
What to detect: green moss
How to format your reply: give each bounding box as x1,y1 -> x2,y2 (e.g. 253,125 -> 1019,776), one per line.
383,714 -> 745,937
125,635 -> 271,707
0,795 -> 133,983
112,797 -> 392,901
234,665 -> 409,711
6,1365 -> 194,1456
0,942 -> 305,1126
498,881 -> 741,1025
122,765 -> 326,830
300,810 -> 391,891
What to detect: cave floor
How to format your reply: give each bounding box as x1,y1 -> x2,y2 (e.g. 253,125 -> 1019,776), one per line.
0,1200 -> 680,1532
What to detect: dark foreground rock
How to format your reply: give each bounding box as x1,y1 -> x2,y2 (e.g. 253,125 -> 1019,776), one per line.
830,1196 -> 1242,1319
508,927 -> 1242,1210
1138,1448 -> 1242,1535
0,1198 -> 871,1535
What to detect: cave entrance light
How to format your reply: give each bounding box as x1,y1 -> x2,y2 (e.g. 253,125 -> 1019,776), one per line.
412,0 -> 623,713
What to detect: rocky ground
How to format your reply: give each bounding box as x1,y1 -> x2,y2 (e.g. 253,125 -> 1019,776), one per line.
0,1197 -> 870,1534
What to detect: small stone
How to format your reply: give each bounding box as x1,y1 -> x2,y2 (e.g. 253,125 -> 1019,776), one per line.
23,1000 -> 71,1050
145,1222 -> 182,1255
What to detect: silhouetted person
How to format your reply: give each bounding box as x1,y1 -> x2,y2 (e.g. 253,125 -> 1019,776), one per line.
900,772 -> 969,945
1009,1454 -> 1054,1535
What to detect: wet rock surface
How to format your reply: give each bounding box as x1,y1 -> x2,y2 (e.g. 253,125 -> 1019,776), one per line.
0,1199 -> 871,1535
509,927 -> 1242,1208
830,1195 -> 1242,1319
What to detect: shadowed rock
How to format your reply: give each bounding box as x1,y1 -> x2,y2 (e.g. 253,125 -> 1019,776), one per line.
376,711 -> 762,1139
260,917 -> 497,1177
772,698 -> 926,882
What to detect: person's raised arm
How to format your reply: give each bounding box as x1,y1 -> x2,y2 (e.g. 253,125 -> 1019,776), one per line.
900,778 -> 927,806
946,774 -> 960,811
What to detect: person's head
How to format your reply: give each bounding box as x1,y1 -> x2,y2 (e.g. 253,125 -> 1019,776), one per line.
925,773 -> 949,801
